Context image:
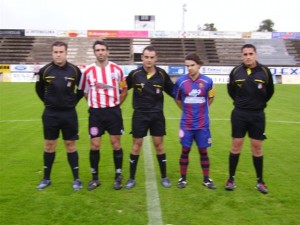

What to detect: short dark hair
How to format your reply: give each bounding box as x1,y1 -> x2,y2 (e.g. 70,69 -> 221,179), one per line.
93,40 -> 109,51
241,44 -> 256,52
185,53 -> 203,65
142,45 -> 156,54
51,41 -> 68,50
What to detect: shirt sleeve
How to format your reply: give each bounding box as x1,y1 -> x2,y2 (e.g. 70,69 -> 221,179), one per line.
227,68 -> 236,100
126,71 -> 133,90
35,68 -> 45,102
75,67 -> 84,103
173,79 -> 181,100
265,67 -> 274,102
163,72 -> 174,98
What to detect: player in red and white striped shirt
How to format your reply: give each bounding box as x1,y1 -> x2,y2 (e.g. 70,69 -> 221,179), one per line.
79,60 -> 125,108
79,40 -> 128,191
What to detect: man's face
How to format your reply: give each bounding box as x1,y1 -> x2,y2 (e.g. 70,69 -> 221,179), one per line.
94,44 -> 109,63
52,46 -> 67,66
185,60 -> 200,77
141,50 -> 157,68
242,47 -> 257,68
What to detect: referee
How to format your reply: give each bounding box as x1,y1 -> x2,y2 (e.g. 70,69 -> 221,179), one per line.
225,44 -> 274,194
35,41 -> 84,190
124,45 -> 174,189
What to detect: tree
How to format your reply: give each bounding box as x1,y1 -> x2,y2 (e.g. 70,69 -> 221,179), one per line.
203,23 -> 217,31
198,23 -> 217,31
257,19 -> 276,32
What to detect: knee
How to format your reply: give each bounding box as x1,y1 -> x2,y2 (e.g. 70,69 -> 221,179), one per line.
91,138 -> 100,150
64,140 -> 76,152
132,143 -> 142,155
44,140 -> 56,152
111,140 -> 121,150
154,144 -> 164,155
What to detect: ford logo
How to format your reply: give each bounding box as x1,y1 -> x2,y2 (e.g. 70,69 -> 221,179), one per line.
15,65 -> 27,70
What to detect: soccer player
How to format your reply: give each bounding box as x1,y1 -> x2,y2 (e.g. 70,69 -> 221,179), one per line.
79,40 -> 127,191
124,45 -> 174,189
173,53 -> 216,189
35,41 -> 84,190
225,44 -> 274,194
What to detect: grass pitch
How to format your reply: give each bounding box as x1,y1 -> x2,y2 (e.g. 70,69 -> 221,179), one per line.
0,83 -> 299,225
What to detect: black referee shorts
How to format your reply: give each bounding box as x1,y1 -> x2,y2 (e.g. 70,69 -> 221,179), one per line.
88,106 -> 124,138
231,108 -> 266,140
42,108 -> 79,140
131,111 -> 166,138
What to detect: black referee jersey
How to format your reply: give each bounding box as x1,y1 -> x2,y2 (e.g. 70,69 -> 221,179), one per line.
126,66 -> 174,112
35,62 -> 83,110
227,62 -> 274,111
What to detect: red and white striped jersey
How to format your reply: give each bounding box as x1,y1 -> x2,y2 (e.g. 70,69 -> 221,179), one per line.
79,62 -> 126,108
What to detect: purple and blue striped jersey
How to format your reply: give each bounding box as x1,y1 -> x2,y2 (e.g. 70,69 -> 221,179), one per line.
174,74 -> 214,130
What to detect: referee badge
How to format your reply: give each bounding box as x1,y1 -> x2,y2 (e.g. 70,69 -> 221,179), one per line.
156,88 -> 160,94
67,81 -> 72,87
258,83 -> 262,89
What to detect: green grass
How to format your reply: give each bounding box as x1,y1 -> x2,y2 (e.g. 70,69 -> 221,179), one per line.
0,83 -> 299,225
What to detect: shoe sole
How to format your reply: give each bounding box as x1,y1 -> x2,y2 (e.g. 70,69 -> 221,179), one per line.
87,181 -> 100,191
73,186 -> 83,191
205,186 -> 217,189
37,185 -> 50,190
177,185 -> 186,189
113,184 -> 123,190
161,183 -> 172,188
225,185 -> 236,191
177,182 -> 187,189
256,187 -> 268,194
125,183 -> 135,189
225,182 -> 236,191
203,183 -> 217,189
37,182 -> 51,190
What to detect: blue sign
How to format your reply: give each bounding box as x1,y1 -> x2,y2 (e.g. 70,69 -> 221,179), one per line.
168,66 -> 185,76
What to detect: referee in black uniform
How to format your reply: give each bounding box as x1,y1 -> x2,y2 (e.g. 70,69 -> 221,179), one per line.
124,45 -> 174,189
35,41 -> 84,190
225,44 -> 274,194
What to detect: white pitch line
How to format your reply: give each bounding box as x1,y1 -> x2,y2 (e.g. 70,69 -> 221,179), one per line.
143,135 -> 163,225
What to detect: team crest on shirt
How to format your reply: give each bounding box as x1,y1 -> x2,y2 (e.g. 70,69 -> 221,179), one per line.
199,83 -> 204,88
258,83 -> 262,89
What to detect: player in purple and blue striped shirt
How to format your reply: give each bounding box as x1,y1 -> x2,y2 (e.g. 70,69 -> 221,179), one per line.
173,53 -> 216,189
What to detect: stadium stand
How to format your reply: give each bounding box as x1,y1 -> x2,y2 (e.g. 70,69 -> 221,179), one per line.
214,38 -> 245,65
149,38 -> 220,65
132,38 -> 151,64
67,37 -> 133,65
150,38 -> 185,65
285,39 -> 300,66
30,37 -> 69,64
0,36 -> 35,64
0,36 -> 133,65
245,39 -> 297,66
0,36 -> 300,67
